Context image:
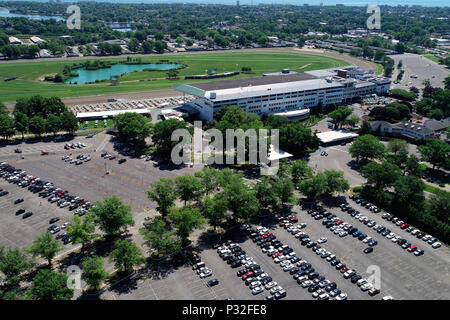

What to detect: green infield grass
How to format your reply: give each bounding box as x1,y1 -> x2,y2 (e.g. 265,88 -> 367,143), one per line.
0,51 -> 349,103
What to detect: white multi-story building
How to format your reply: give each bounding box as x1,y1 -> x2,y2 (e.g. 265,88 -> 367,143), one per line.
174,67 -> 391,120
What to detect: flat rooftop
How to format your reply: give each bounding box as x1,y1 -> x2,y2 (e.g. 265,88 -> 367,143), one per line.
188,73 -> 318,91
316,130 -> 359,144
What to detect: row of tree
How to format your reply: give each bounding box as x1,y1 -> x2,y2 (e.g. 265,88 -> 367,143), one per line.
355,138 -> 450,244
0,96 -> 78,139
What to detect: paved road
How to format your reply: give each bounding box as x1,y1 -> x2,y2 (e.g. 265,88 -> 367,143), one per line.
390,53 -> 449,90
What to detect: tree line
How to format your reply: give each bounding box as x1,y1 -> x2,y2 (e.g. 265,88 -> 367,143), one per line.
0,96 -> 78,140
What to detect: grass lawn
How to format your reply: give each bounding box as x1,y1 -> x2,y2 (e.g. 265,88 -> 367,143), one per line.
424,54 -> 441,64
0,51 -> 349,102
424,183 -> 449,196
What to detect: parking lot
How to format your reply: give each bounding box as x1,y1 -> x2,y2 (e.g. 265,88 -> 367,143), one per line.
2,132 -> 200,214
294,198 -> 450,300
92,193 -> 450,301
0,177 -> 78,253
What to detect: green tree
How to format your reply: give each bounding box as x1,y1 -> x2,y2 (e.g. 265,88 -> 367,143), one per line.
0,114 -> 15,139
90,195 -> 135,237
168,206 -> 205,246
115,112 -> 150,144
427,191 -> 450,223
298,173 -> 328,199
28,116 -> 46,138
418,139 -> 450,170
28,269 -> 74,300
194,167 -> 220,195
81,256 -> 109,291
349,134 -> 386,163
127,38 -> 140,52
224,177 -> 259,222
201,194 -> 228,231
255,177 -> 278,210
154,40 -> 166,54
109,240 -> 145,274
290,160 -> 313,185
273,176 -> 295,207
26,232 -> 61,267
387,139 -> 408,155
13,111 -> 28,140
0,247 -> 33,287
328,106 -> 353,129
358,120 -> 372,135
147,178 -> 177,219
393,175 -> 425,208
152,119 -> 191,160
323,169 -> 350,195
46,114 -> 61,136
60,111 -> 78,133
140,217 -> 180,256
66,214 -> 97,251
278,122 -> 319,156
361,161 -> 401,190
405,154 -> 422,176
175,175 -> 203,205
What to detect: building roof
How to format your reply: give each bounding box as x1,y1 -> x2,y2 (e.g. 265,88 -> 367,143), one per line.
75,109 -> 150,119
268,144 -> 293,161
272,109 -> 310,117
185,72 -> 317,91
423,118 -> 450,131
316,130 -> 359,144
174,77 -> 343,102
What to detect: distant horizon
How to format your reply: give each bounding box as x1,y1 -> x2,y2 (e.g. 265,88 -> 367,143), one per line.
0,0 -> 449,8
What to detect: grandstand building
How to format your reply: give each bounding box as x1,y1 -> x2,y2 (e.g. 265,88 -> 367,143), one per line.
174,66 -> 391,120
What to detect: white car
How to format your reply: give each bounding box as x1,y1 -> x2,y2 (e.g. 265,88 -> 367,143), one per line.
262,246 -> 274,253
382,296 -> 394,300
249,281 -> 262,290
251,287 -> 264,295
326,255 -> 336,262
361,282 -> 373,291
269,286 -> 283,294
363,236 -> 372,243
61,222 -> 69,229
312,289 -> 325,298
411,229 -> 419,235
199,270 -> 212,278
367,221 -> 376,227
274,256 -> 286,263
318,237 -> 327,244
336,292 -> 348,300
265,281 -> 277,290
357,278 -> 367,287
301,280 -> 313,288
319,280 -> 331,288
432,242 -> 441,249
422,235 -> 432,242
299,223 -> 307,228
386,233 -> 395,239
339,231 -> 348,237
282,264 -> 294,272
392,236 -> 400,243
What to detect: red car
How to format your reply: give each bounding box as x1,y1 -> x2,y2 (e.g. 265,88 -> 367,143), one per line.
400,223 -> 409,229
272,252 -> 281,259
407,245 -> 418,252
340,266 -> 349,273
242,272 -> 254,280
263,232 -> 274,238
335,220 -> 344,225
64,144 -> 70,150
290,217 -> 298,222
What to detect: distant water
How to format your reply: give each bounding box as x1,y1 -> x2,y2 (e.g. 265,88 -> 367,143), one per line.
65,63 -> 181,84
0,0 -> 448,7
0,8 -> 65,21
